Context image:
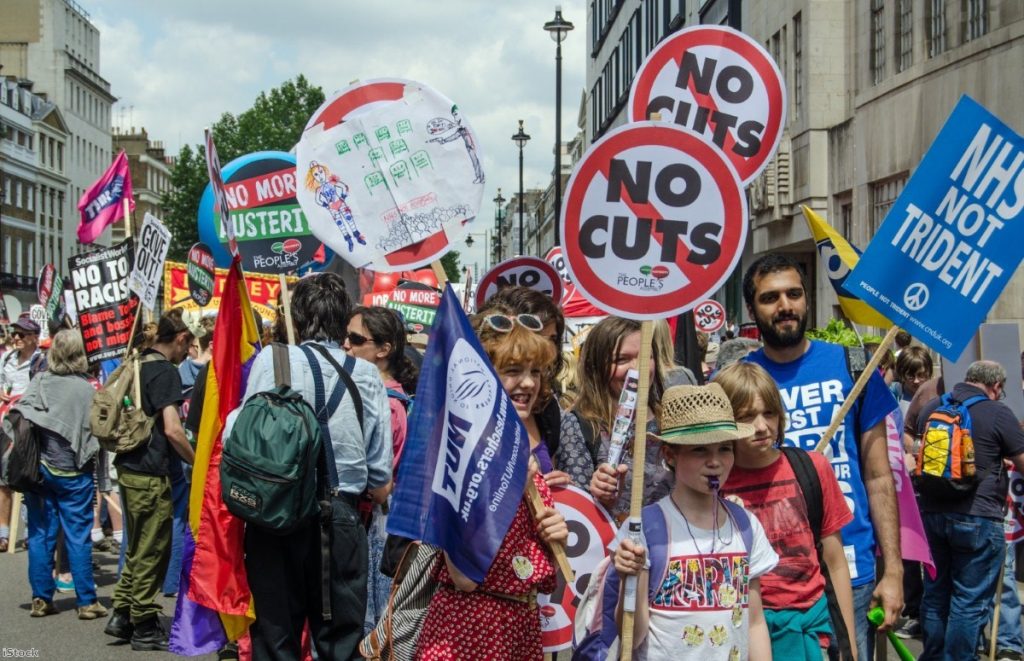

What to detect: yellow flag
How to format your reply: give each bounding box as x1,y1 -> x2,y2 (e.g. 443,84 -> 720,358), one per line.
801,205 -> 893,329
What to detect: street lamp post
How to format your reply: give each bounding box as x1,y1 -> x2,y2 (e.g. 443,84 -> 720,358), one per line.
465,231 -> 491,272
512,120 -> 530,256
492,189 -> 506,262
544,6 -> 574,248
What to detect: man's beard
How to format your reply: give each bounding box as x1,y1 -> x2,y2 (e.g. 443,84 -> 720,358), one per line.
755,311 -> 807,349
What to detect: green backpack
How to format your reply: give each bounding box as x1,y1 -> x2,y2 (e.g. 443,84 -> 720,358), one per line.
221,343 -> 362,536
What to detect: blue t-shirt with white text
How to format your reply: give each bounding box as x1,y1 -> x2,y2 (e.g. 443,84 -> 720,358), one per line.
747,340 -> 897,587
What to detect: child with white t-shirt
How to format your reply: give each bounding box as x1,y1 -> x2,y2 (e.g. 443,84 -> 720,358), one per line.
611,384 -> 779,661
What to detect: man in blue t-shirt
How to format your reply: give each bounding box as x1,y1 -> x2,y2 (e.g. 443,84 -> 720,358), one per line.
742,253 -> 902,661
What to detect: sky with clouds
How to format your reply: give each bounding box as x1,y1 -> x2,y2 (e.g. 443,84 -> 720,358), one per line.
88,0 -> 587,273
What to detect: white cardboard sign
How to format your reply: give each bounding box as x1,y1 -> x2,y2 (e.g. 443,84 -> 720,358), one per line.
128,213 -> 172,311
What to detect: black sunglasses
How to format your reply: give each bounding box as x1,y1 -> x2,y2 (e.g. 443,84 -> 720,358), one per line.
346,331 -> 375,347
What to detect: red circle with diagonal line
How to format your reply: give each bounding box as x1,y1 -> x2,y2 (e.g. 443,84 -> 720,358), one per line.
629,25 -> 786,186
560,122 -> 746,320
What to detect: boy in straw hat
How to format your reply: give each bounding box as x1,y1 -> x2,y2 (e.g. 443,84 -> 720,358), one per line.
610,384 -> 778,661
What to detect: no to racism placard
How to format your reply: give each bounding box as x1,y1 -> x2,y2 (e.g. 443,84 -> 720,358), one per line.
474,256 -> 563,310
198,151 -> 333,273
629,25 -> 786,186
128,213 -> 171,311
560,122 -> 747,320
297,78 -> 484,272
848,96 -> 1024,361
68,239 -> 138,364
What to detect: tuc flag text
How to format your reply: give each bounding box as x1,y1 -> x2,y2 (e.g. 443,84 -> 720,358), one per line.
77,150 -> 135,244
387,285 -> 530,582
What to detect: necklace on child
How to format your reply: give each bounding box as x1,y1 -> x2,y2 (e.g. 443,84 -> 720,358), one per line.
669,494 -> 735,555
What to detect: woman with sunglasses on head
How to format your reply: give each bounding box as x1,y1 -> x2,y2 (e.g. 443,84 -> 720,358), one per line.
557,316 -> 672,521
415,310 -> 568,660
343,305 -> 419,634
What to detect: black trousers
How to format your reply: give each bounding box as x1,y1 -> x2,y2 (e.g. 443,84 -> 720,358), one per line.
244,495 -> 368,661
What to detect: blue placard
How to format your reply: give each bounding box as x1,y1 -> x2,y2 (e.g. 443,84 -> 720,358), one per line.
848,96 -> 1024,361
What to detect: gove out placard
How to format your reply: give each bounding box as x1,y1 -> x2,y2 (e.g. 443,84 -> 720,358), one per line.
198,151 -> 332,273
560,122 -> 747,320
68,239 -> 138,364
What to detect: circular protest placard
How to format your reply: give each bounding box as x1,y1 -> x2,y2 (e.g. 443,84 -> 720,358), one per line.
474,256 -> 562,310
538,486 -> 617,653
297,78 -> 484,272
694,299 -> 726,333
198,151 -> 332,273
629,24 -> 786,186
560,122 -> 747,320
186,243 -> 216,307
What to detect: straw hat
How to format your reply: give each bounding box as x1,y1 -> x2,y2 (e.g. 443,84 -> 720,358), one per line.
650,383 -> 755,445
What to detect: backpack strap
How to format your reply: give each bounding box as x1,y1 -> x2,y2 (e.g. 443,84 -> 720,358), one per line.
308,344 -> 364,431
271,343 -> 291,388
385,387 -> 411,412
297,344 -> 345,491
781,446 -> 854,660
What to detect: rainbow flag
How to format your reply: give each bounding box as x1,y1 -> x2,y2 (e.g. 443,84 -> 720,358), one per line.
801,206 -> 892,329
170,256 -> 260,654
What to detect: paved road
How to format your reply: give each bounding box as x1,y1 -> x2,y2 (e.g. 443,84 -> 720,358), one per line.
0,542 -> 216,660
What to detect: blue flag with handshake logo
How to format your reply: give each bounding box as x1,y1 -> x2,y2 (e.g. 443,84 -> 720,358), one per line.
387,284 -> 529,582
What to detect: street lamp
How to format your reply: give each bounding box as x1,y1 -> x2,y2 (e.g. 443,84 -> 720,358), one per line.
493,189 -> 506,262
544,6 -> 574,248
511,120 -> 530,256
465,231 -> 491,271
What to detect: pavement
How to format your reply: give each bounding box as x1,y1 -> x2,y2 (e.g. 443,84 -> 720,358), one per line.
0,541 -> 216,660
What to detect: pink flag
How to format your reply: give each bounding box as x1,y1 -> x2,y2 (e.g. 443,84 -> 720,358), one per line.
886,411 -> 937,578
77,150 -> 134,244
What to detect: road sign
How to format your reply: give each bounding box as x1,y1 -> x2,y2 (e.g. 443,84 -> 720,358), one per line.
694,299 -> 726,333
848,96 -> 1024,361
298,78 -> 484,272
474,256 -> 562,310
560,122 -> 747,320
629,24 -> 786,187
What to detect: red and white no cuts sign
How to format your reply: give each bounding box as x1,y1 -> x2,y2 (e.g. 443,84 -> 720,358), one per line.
629,25 -> 786,186
560,122 -> 747,320
694,299 -> 726,333
475,256 -> 562,310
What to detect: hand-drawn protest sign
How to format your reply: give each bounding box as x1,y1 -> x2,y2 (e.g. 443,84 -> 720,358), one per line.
186,243 -> 215,306
198,151 -> 333,273
29,304 -> 49,342
538,486 -> 617,653
163,261 -> 295,323
694,299 -> 726,333
128,213 -> 171,311
560,122 -> 747,319
297,78 -> 484,272
474,256 -> 563,310
629,25 -> 786,186
848,96 -> 1024,361
68,239 -> 137,364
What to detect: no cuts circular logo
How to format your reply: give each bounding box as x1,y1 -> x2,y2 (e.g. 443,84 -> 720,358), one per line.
629,25 -> 787,187
694,299 -> 726,333
475,257 -> 562,310
560,122 -> 747,320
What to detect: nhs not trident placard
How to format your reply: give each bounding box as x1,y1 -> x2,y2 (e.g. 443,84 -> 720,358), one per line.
848,96 -> 1024,361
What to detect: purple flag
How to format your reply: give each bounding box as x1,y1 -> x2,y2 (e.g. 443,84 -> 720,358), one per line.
76,150 -> 135,244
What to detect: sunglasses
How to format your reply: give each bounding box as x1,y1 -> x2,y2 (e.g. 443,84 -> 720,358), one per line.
11,331 -> 32,339
346,331 -> 375,347
482,313 -> 544,334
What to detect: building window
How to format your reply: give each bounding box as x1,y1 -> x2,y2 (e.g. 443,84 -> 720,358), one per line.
841,202 -> 853,241
871,0 -> 886,84
896,0 -> 913,72
964,0 -> 988,41
793,13 -> 803,121
871,175 -> 908,234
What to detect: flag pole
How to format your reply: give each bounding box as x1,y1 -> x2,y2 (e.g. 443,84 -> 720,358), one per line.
619,319 -> 654,661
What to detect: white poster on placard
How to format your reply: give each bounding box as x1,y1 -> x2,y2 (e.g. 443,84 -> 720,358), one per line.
128,213 -> 172,311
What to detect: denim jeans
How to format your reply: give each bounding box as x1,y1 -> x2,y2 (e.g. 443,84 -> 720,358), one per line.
852,581 -> 876,661
920,511 -> 1005,661
980,542 -> 1024,652
161,459 -> 188,596
25,465 -> 98,607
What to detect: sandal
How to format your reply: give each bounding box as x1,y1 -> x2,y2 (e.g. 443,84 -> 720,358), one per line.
0,538 -> 8,553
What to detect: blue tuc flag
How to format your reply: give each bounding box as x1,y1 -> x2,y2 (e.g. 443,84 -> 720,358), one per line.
848,96 -> 1024,361
386,284 -> 530,582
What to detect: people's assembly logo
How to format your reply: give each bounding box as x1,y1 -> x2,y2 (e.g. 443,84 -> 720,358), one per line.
904,283 -> 929,311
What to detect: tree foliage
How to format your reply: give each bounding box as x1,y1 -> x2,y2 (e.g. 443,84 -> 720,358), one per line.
161,75 -> 326,260
440,250 -> 461,283
806,318 -> 883,347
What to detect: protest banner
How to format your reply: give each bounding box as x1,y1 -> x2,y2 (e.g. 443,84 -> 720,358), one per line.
37,264 -> 56,306
198,151 -> 332,273
205,128 -> 237,257
474,256 -> 562,310
163,261 -> 295,323
848,96 -> 1024,361
128,213 -> 171,311
384,280 -> 442,330
693,299 -> 725,334
187,243 -> 216,307
539,486 -> 617,653
68,239 -> 137,364
629,25 -> 786,186
297,78 -> 483,272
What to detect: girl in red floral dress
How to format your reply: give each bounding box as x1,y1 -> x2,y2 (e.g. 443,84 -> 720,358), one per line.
416,312 -> 569,661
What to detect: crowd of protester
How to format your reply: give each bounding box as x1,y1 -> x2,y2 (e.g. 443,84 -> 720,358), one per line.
1,253 -> 1023,661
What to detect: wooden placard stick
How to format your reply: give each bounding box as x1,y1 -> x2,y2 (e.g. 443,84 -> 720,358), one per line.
525,479 -> 575,585
6,492 -> 21,554
814,324 -> 901,453
279,273 -> 296,345
620,319 -> 655,661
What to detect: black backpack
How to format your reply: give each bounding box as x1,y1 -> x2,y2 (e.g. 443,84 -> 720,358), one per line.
1,408 -> 42,493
